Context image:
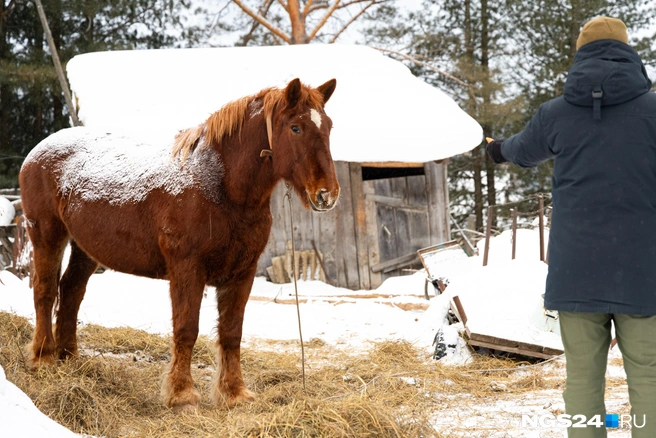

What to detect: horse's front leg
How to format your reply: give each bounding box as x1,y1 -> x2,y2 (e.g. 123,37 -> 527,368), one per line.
211,268 -> 256,406
161,259 -> 206,412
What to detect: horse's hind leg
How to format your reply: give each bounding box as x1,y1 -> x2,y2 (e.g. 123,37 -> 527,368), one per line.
26,217 -> 68,368
55,241 -> 98,360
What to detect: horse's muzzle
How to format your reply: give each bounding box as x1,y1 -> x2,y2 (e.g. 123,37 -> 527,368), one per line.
308,188 -> 337,212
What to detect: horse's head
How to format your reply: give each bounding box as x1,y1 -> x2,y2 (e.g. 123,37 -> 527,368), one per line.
268,78 -> 340,212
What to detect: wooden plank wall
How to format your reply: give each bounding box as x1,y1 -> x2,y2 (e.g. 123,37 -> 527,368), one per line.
256,161 -> 360,289
256,160 -> 450,290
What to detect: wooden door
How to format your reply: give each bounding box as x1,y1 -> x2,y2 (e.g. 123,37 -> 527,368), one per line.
370,175 -> 430,280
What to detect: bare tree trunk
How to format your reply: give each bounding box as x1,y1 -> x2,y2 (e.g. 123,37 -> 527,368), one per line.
33,12 -> 44,139
287,0 -> 308,43
570,0 -> 581,58
232,0 -> 380,45
472,145 -> 484,230
480,0 -> 496,225
464,0 -> 483,230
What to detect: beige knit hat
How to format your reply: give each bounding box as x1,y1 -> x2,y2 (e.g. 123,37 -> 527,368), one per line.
576,16 -> 629,50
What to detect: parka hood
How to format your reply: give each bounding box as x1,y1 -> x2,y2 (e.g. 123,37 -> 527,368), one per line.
564,40 -> 652,111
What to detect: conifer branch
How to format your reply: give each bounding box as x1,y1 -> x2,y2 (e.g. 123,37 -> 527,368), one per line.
373,47 -> 471,88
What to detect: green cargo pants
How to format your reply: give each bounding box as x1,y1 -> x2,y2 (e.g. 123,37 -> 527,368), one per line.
559,311 -> 656,438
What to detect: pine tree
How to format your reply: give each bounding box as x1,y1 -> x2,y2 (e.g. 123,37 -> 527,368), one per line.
224,0 -> 389,45
361,0 -> 656,230
363,0 -> 525,229
500,0 -> 656,206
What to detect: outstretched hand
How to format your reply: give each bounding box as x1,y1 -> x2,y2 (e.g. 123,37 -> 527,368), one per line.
485,137 -> 507,164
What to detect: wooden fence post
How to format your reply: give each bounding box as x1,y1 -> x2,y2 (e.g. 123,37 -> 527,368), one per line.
482,206 -> 493,267
511,208 -> 518,260
545,206 -> 550,264
538,195 -> 545,262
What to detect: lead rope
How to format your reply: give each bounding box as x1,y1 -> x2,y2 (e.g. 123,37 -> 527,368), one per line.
284,183 -> 306,392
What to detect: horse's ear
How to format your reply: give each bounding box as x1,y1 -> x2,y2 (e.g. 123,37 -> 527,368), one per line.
317,79 -> 337,105
285,78 -> 302,108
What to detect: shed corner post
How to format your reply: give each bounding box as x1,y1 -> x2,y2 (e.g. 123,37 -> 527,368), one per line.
348,162 -> 371,290
424,160 -> 451,245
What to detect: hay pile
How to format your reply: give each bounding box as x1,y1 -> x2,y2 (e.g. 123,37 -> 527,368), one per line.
0,311 -> 572,437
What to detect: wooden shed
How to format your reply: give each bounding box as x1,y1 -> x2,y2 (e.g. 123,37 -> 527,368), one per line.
65,44 -> 482,290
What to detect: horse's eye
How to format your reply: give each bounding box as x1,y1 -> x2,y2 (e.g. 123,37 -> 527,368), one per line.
291,126 -> 301,135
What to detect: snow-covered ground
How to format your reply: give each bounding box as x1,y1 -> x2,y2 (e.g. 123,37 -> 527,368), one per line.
0,363 -> 78,437
0,229 -> 631,437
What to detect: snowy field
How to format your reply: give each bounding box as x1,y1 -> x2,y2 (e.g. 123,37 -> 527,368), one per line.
0,229 -> 632,437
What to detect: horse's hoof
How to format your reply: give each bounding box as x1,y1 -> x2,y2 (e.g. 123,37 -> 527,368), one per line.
26,355 -> 56,369
165,387 -> 201,411
172,403 -> 199,415
228,388 -> 256,406
213,386 -> 256,407
57,347 -> 79,361
25,346 -> 56,369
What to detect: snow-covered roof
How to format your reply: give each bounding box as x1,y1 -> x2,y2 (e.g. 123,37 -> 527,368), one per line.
66,44 -> 482,163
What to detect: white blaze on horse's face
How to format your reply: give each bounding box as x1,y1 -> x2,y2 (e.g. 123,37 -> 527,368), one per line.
310,109 -> 322,129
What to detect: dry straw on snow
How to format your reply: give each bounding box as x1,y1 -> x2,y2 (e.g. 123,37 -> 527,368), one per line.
0,311 -> 576,437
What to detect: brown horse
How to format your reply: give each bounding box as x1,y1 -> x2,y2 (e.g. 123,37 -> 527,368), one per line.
19,78 -> 339,411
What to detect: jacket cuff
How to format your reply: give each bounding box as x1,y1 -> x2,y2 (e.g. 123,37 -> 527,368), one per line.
486,139 -> 507,164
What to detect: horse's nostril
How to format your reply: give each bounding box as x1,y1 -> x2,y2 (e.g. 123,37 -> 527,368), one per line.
317,189 -> 328,204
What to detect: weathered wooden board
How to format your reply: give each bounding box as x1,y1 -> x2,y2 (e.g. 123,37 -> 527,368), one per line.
391,176 -> 408,202
371,252 -> 419,274
424,161 -> 450,245
248,295 -> 430,311
373,178 -> 393,197
334,161 -> 360,289
363,194 -> 405,207
407,174 -> 428,207
360,162 -> 425,168
451,295 -> 563,360
466,338 -> 561,360
349,163 -> 371,290
376,204 -> 397,266
0,225 -> 15,270
363,180 -> 383,288
315,207 -> 338,282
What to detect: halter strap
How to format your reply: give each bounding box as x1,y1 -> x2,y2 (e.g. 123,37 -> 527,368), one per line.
260,114 -> 274,158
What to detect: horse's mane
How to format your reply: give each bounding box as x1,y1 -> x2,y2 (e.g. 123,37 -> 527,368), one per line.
171,84 -> 326,161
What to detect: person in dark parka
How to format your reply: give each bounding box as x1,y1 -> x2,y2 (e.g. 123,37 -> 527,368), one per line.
487,17 -> 656,438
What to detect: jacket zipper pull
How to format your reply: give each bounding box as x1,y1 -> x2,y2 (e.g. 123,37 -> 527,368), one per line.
592,88 -> 603,120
